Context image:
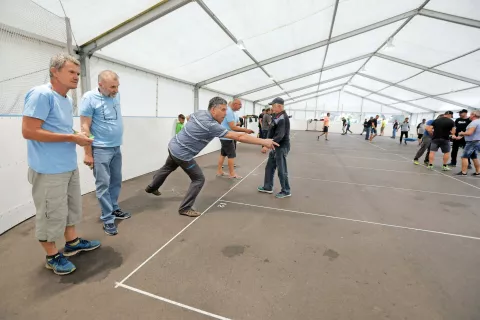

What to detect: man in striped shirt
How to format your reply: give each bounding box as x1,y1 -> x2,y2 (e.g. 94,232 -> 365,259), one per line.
145,97 -> 278,217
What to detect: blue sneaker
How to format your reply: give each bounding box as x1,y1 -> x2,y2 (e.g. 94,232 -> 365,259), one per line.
103,223 -> 118,236
275,192 -> 291,199
63,238 -> 101,256
257,186 -> 273,194
112,209 -> 131,220
45,253 -> 76,275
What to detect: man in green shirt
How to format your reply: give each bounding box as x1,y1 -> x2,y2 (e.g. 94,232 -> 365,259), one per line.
176,114 -> 185,134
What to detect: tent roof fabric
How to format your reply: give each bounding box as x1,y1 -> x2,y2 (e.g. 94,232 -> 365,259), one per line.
32,0 -> 480,112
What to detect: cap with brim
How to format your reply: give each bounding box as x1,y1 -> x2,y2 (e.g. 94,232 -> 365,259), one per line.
268,97 -> 284,105
459,109 -> 468,113
444,111 -> 454,115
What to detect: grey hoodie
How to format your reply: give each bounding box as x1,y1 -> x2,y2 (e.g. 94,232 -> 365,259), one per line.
400,121 -> 410,131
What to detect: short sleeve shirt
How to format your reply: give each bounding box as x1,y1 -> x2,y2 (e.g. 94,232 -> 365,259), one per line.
23,83 -> 77,174
220,106 -> 238,141
431,117 -> 454,140
465,119 -> 480,142
168,110 -> 228,161
79,88 -> 123,147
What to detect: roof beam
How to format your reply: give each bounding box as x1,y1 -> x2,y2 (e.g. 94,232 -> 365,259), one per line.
286,90 -> 341,107
196,9 -> 417,87
357,73 -> 473,109
254,73 -> 354,103
233,53 -> 372,98
79,0 -> 193,57
348,84 -> 434,112
344,91 -> 410,114
418,9 -> 480,29
284,84 -> 344,102
374,53 -> 480,86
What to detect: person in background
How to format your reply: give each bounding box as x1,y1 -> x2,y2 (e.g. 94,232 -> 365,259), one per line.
145,97 -> 278,217
380,118 -> 387,136
317,112 -> 330,141
341,117 -> 347,134
417,119 -> 426,145
449,109 -> 472,169
369,115 -> 380,142
360,118 -> 368,135
399,117 -> 410,145
176,114 -> 185,134
258,97 -> 291,198
216,99 -> 254,179
365,116 -> 373,140
22,53 -> 100,275
426,111 -> 455,171
456,110 -> 480,176
414,115 -> 442,165
80,70 -> 131,236
342,118 -> 353,135
258,109 -> 265,138
262,108 -> 272,139
391,120 -> 399,139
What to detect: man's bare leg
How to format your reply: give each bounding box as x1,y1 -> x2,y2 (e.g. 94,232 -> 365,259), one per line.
64,225 -> 78,242
473,158 -> 480,173
40,241 -> 58,256
442,152 -> 450,166
461,157 -> 469,174
217,155 -> 226,175
228,158 -> 240,178
428,151 -> 435,165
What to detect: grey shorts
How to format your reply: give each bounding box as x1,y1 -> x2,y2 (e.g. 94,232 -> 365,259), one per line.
28,168 -> 82,242
220,140 -> 236,158
430,138 -> 451,153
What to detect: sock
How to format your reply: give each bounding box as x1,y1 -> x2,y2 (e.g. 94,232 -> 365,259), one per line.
66,238 -> 79,246
46,253 -> 60,260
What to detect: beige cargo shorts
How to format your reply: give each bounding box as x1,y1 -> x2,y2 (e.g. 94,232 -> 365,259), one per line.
28,168 -> 82,242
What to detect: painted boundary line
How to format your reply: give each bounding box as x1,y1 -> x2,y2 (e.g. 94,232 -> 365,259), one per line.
115,157 -> 268,288
249,173 -> 480,199
222,200 -> 480,241
348,135 -> 480,191
116,283 -> 232,320
298,152 -> 410,163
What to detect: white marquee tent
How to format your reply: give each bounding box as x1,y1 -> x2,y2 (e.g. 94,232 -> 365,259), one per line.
1,0 -> 480,232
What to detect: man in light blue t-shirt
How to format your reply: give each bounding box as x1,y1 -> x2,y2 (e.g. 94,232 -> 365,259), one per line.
22,53 -> 100,276
216,99 -> 253,179
80,70 -> 129,236
457,110 -> 480,176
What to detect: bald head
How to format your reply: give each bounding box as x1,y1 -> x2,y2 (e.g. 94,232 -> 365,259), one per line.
98,70 -> 120,97
230,98 -> 242,111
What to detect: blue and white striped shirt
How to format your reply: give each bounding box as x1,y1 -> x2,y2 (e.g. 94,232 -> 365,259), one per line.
168,110 -> 228,161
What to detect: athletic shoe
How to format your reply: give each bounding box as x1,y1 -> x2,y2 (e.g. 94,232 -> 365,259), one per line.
413,160 -> 419,165
424,161 -> 429,166
472,172 -> 480,176
145,186 -> 161,196
427,164 -> 434,170
275,192 -> 291,199
456,172 -> 467,176
63,238 -> 101,256
179,209 -> 201,217
112,209 -> 131,220
442,165 -> 451,171
45,253 -> 76,275
103,223 -> 118,236
447,163 -> 456,167
257,186 -> 273,194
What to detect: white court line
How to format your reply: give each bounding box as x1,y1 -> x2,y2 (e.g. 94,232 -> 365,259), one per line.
222,200 -> 480,241
250,173 -> 480,199
298,152 -> 409,163
115,157 -> 268,288
116,283 -> 232,320
348,135 -> 480,191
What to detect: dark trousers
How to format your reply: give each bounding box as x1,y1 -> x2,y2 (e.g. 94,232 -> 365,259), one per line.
148,151 -> 205,213
451,138 -> 471,165
414,136 -> 431,162
399,131 -> 408,143
263,145 -> 290,194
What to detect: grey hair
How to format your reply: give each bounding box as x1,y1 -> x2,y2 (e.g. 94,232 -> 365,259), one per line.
98,70 -> 119,82
49,53 -> 80,77
471,110 -> 480,118
208,97 -> 227,110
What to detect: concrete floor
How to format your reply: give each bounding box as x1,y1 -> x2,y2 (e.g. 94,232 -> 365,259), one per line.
1,131 -> 480,320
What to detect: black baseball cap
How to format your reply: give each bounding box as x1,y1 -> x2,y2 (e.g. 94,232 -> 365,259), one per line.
444,110 -> 454,115
268,97 -> 284,105
459,109 -> 468,114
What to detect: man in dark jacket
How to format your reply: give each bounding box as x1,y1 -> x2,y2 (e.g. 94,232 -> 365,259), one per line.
258,97 -> 291,198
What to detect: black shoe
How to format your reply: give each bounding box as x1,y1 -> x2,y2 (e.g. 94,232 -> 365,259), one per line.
112,209 -> 131,220
145,186 -> 161,196
472,172 -> 480,176
447,163 -> 456,167
456,172 -> 467,176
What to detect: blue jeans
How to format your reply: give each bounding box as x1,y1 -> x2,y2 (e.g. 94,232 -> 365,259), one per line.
93,146 -> 122,224
365,127 -> 371,140
263,145 -> 290,194
392,128 -> 397,138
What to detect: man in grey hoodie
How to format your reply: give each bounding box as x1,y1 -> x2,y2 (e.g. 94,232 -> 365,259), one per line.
399,118 -> 410,145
